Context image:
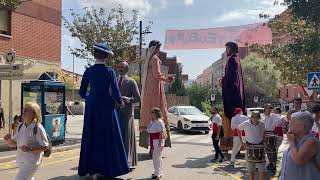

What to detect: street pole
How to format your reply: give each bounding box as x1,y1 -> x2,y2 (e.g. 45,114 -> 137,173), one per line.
72,53 -> 75,102
139,21 -> 142,84
9,79 -> 12,135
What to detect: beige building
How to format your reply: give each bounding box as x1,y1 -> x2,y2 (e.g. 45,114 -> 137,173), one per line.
211,52 -> 226,89
196,47 -> 249,91
195,65 -> 213,87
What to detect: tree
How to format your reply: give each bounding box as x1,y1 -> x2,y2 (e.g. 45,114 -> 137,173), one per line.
167,67 -> 186,96
251,6 -> 320,85
186,84 -> 211,111
241,53 -> 281,106
0,0 -> 28,9
63,5 -> 151,69
282,0 -> 320,27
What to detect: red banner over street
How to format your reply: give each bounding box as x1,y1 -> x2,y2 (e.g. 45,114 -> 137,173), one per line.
164,23 -> 272,50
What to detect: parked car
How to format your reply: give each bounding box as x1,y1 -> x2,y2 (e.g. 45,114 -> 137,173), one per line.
246,107 -> 264,118
168,106 -> 211,134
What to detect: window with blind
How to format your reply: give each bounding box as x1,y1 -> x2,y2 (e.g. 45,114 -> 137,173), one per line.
0,10 -> 11,36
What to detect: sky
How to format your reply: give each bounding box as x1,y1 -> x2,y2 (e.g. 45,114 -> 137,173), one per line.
61,0 -> 286,79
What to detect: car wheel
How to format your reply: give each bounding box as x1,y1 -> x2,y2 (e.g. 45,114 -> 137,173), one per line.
205,131 -> 209,134
178,121 -> 184,133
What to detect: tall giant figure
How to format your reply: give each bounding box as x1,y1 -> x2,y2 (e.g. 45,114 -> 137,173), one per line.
78,44 -> 129,178
117,61 -> 140,168
222,42 -> 246,120
139,40 -> 174,149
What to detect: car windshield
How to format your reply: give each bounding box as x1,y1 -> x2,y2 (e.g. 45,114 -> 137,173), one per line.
249,109 -> 264,114
179,107 -> 202,115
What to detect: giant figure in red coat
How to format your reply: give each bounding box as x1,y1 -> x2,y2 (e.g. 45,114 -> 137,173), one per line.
222,42 -> 246,120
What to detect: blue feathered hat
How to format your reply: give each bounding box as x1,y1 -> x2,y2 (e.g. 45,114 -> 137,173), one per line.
93,43 -> 114,55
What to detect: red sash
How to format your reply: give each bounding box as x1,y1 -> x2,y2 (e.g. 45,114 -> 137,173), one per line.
212,123 -> 219,133
233,129 -> 245,136
149,133 -> 160,151
273,126 -> 284,136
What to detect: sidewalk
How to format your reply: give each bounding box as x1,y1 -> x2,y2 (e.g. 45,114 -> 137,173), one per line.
0,115 -> 83,163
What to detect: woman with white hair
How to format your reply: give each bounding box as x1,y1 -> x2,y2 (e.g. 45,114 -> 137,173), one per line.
280,111 -> 320,180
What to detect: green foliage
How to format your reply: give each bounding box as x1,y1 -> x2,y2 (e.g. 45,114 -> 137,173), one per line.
251,1 -> 320,85
0,0 -> 26,9
186,84 -> 211,111
201,99 -> 211,116
63,5 -> 152,69
167,67 -> 187,96
130,72 -> 140,83
282,0 -> 320,27
241,53 -> 281,106
212,88 -> 223,105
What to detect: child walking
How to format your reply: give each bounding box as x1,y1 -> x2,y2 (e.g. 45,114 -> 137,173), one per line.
3,103 -> 49,180
147,108 -> 167,179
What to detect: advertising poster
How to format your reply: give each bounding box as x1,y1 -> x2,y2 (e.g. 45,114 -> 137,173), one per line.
22,92 -> 42,109
44,114 -> 65,141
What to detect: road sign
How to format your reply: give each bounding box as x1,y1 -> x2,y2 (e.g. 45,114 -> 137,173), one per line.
5,51 -> 15,64
211,94 -> 215,101
0,64 -> 24,72
307,72 -> 320,90
0,72 -> 24,80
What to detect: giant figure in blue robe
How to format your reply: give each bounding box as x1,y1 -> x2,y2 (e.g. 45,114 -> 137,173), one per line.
78,43 -> 129,177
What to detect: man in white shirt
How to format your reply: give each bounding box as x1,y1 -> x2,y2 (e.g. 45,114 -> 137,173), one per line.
230,108 -> 249,167
261,104 -> 282,173
239,111 -> 266,180
293,97 -> 302,111
210,106 -> 224,163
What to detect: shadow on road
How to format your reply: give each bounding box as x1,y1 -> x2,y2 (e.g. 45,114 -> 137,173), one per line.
48,175 -> 126,180
171,141 -> 212,147
170,129 -> 206,135
137,153 -> 152,162
172,155 -> 213,169
213,163 -> 247,179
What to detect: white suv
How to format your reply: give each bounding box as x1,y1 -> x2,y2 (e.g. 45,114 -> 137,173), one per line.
168,106 -> 211,134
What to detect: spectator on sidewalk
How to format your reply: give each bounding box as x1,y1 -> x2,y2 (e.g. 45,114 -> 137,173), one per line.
65,101 -> 74,133
230,108 -> 249,167
3,103 -> 49,180
11,115 -> 22,135
0,100 -> 5,130
293,97 -> 303,111
117,60 -> 140,170
280,111 -> 320,180
311,104 -> 320,141
78,43 -> 129,178
210,105 -> 224,163
284,109 -> 297,134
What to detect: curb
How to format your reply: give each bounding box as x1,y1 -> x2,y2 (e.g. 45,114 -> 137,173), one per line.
0,143 -> 81,163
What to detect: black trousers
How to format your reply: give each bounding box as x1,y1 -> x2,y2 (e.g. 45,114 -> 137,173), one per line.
212,134 -> 224,159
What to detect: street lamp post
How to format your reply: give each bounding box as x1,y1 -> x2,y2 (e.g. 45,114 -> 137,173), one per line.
72,53 -> 75,102
139,21 -> 152,84
138,21 -> 152,118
